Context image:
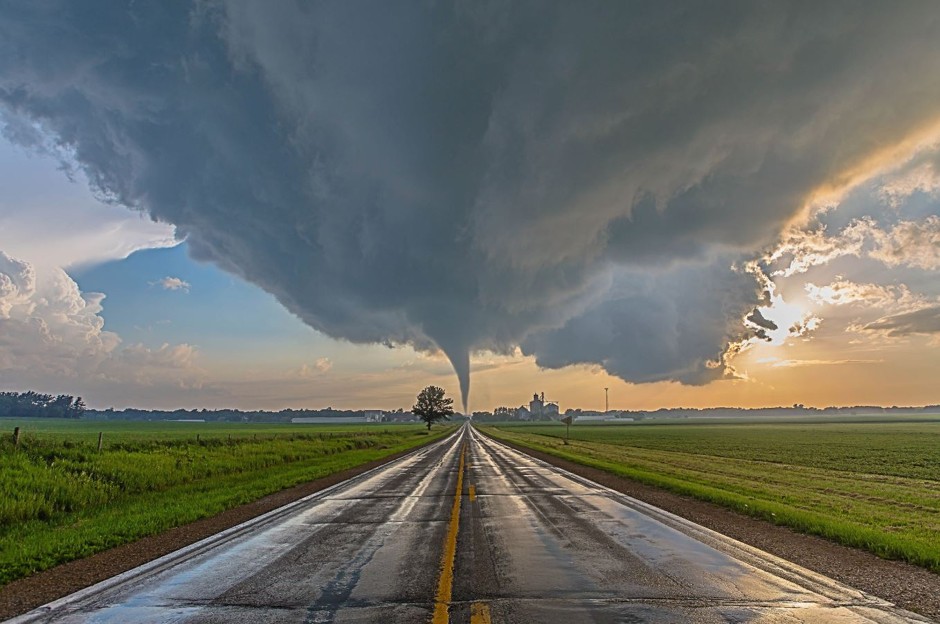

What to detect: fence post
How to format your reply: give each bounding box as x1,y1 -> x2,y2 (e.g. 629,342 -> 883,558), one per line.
97,431 -> 103,452
13,427 -> 20,448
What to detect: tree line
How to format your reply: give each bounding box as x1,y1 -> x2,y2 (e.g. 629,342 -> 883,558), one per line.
0,391 -> 86,419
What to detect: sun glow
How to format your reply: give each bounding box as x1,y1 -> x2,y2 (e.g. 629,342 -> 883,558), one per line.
757,292 -> 819,345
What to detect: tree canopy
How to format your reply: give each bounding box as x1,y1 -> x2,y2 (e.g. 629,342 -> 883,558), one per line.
0,391 -> 86,418
412,386 -> 454,431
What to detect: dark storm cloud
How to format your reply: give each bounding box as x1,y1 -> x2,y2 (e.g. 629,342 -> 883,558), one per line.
520,261 -> 760,385
745,308 -> 778,342
3,1 -> 940,407
865,306 -> 940,336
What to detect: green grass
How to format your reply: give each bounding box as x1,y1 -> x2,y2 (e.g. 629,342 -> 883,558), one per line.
480,418 -> 940,572
0,419 -> 453,585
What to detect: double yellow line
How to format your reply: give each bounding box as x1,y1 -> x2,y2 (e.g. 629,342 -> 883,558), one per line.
432,442 -> 490,623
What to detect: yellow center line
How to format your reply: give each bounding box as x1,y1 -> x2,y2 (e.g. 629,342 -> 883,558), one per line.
432,442 -> 466,624
470,601 -> 492,623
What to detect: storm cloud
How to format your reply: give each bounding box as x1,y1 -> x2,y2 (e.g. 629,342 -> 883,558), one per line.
3,1 -> 940,408
865,306 -> 940,337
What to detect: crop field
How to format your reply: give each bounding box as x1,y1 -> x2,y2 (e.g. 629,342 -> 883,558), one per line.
0,419 -> 453,585
481,418 -> 940,571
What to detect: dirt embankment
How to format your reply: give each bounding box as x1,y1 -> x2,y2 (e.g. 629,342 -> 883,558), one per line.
492,436 -> 940,622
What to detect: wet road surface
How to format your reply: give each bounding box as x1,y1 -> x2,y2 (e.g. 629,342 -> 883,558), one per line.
9,424 -> 930,623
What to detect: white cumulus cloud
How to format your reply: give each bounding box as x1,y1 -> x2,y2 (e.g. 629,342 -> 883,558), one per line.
0,250 -> 199,389
805,280 -> 925,310
294,357 -> 333,378
153,276 -> 191,292
0,250 -> 119,376
868,216 -> 940,271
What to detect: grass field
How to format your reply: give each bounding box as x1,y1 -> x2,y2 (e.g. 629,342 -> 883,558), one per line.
0,419 -> 453,585
480,418 -> 940,572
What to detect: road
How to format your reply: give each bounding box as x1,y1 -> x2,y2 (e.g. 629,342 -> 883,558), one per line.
9,424 -> 929,623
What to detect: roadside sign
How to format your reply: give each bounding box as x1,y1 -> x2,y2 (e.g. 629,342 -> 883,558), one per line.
561,415 -> 572,444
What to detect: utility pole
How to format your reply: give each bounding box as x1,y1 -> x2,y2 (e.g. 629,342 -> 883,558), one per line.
604,387 -> 609,413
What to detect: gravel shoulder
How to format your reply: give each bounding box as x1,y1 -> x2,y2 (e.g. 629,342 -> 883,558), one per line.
492,436 -> 940,622
0,438 -> 441,620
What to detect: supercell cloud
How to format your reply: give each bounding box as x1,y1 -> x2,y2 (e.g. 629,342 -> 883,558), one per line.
3,2 -> 940,408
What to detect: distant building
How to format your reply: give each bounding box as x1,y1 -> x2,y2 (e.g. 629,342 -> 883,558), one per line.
529,392 -> 560,420
291,416 -> 369,424
529,393 -> 544,417
568,408 -> 634,422
384,411 -> 417,423
574,414 -> 633,422
362,410 -> 384,422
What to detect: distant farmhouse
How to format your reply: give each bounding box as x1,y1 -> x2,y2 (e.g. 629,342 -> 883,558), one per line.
383,410 -> 418,423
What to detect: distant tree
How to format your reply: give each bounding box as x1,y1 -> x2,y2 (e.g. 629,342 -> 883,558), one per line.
68,396 -> 86,419
412,385 -> 454,431
493,406 -> 513,420
52,394 -> 72,418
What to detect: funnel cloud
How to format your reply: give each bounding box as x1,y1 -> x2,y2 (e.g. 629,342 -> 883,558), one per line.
3,2 -> 940,408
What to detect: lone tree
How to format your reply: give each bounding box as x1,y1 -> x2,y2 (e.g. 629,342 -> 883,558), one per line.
412,385 -> 454,431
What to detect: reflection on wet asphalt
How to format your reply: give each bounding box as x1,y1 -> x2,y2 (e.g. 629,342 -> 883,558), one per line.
8,425 -> 931,624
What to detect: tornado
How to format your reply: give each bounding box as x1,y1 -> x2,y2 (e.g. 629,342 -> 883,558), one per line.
439,344 -> 470,415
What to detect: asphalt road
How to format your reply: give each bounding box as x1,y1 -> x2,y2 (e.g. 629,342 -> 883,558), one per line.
9,424 -> 930,624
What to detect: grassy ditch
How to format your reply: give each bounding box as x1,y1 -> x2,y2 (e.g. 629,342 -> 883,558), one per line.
480,419 -> 940,572
0,420 -> 453,585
